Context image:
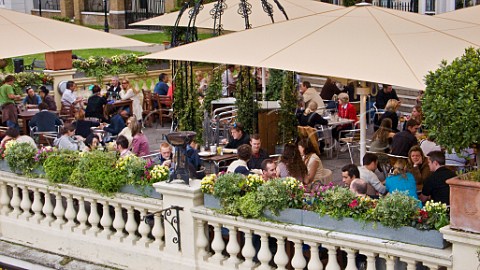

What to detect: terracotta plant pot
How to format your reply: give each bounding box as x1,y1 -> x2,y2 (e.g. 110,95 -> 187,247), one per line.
0,59 -> 7,69
446,175 -> 480,234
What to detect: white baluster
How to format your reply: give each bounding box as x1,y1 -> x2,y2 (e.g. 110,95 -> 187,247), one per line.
42,190 -> 54,225
87,199 -> 101,235
150,80 -> 155,92
404,259 -> 416,270
64,194 -> 76,230
31,188 -> 43,223
52,192 -> 65,229
76,196 -> 88,233
125,206 -> 139,244
291,238 -> 307,270
99,201 -> 113,239
209,223 -> 226,263
19,186 -> 32,219
305,241 -> 323,270
381,254 -> 395,270
224,225 -> 241,267
324,244 -> 341,270
196,220 -> 209,260
364,252 -> 376,270
10,184 -> 21,217
257,232 -> 273,270
152,213 -> 165,249
345,248 -> 358,270
240,229 -> 256,268
273,235 -> 289,270
0,181 -> 11,215
423,263 -> 439,270
137,209 -> 152,247
112,203 -> 126,240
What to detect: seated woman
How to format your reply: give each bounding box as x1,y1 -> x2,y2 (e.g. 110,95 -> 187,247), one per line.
403,104 -> 423,133
73,109 -> 99,139
334,92 -> 357,140
406,146 -> 431,191
380,99 -> 400,133
385,159 -> 418,200
54,123 -> 84,151
370,118 -> 395,153
83,133 -> 102,152
297,139 -> 332,187
117,116 -> 135,147
276,143 -> 307,183
298,101 -> 328,127
119,79 -> 143,121
130,120 -> 149,157
0,127 -> 37,150
85,84 -> 107,122
224,122 -> 250,149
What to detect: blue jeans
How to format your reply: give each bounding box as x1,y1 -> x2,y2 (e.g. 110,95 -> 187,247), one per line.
5,120 -> 19,130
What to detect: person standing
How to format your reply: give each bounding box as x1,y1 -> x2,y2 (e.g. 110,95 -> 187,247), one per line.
39,86 -> 56,111
300,81 -> 325,114
0,75 -> 21,129
222,65 -> 237,97
375,84 -> 399,110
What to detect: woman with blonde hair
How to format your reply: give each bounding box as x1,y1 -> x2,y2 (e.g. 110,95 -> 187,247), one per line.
380,99 -> 400,132
370,118 -> 395,153
119,79 -> 143,121
334,92 -> 357,140
385,159 -> 418,199
298,101 -> 328,127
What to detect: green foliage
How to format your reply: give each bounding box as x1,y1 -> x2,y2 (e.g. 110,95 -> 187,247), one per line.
72,54 -> 153,83
315,186 -> 357,219
43,151 -> 79,183
265,69 -> 283,100
213,173 -> 245,203
202,67 -> 222,113
0,72 -> 54,94
4,142 -> 38,175
423,47 -> 480,153
235,67 -> 259,134
51,16 -> 72,22
278,71 -> 298,144
374,191 -> 420,228
238,192 -> 263,218
256,177 -> 304,215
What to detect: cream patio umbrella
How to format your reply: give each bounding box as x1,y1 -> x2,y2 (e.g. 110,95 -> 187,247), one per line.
0,8 -> 150,59
131,0 -> 343,31
435,5 -> 480,25
140,3 -> 480,163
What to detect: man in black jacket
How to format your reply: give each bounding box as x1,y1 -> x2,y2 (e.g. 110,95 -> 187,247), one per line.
29,102 -> 63,132
390,119 -> 419,157
419,151 -> 456,205
247,134 -> 269,170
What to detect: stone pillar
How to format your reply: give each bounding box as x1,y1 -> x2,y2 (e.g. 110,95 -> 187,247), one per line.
153,180 -> 203,267
110,0 -> 126,29
61,0 -> 75,18
441,226 -> 480,270
418,0 -> 426,14
73,0 -> 84,24
43,69 -> 76,110
165,0 -> 176,12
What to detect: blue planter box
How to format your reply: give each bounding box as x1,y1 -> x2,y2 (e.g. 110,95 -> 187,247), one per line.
0,160 -> 12,172
203,194 -> 221,209
263,208 -> 304,225
119,184 -> 163,199
302,210 -> 448,249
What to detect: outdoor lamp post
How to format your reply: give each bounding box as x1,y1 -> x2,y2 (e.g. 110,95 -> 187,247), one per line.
38,0 -> 42,17
103,0 -> 109,32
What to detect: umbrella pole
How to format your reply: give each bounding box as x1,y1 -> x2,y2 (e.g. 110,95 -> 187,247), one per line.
357,84 -> 371,166
261,67 -> 266,100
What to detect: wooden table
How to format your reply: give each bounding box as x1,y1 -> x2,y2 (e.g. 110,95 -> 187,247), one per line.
103,99 -> 133,119
200,153 -> 237,174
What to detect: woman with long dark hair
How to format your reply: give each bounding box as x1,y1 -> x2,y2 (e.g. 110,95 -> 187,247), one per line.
276,143 -> 307,182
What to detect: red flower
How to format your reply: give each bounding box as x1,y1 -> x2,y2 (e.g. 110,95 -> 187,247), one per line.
348,199 -> 358,209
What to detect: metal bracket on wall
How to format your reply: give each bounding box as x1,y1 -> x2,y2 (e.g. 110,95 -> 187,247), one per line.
144,205 -> 184,251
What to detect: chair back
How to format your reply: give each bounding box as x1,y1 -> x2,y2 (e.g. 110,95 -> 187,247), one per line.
142,90 -> 153,112
154,94 -> 173,108
297,126 -> 321,157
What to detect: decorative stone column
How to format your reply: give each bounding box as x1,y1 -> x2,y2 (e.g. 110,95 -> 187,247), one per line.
153,180 -> 204,268
109,0 -> 125,29
441,226 -> 480,270
165,0 -> 176,12
61,0 -> 75,18
73,0 -> 85,24
43,69 -> 76,110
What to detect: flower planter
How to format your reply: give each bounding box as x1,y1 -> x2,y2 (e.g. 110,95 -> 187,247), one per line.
263,208 -> 303,225
119,184 -> 163,199
0,160 -> 12,172
302,210 -> 448,249
447,176 -> 480,234
203,194 -> 221,210
32,165 -> 45,176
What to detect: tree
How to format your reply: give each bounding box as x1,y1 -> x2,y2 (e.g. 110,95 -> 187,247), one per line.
277,71 -> 298,144
235,67 -> 258,134
423,47 -> 480,153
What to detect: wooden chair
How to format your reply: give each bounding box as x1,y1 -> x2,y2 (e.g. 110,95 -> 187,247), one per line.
153,94 -> 173,127
60,102 -> 76,124
142,90 -> 154,127
297,126 -> 321,157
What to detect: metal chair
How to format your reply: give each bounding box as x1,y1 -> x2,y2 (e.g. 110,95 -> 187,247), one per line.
317,125 -> 335,159
210,106 -> 237,144
338,121 -> 361,163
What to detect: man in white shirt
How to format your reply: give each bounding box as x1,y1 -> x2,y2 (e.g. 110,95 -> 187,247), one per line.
221,65 -> 237,97
300,81 -> 325,114
61,81 -> 83,107
357,153 -> 386,197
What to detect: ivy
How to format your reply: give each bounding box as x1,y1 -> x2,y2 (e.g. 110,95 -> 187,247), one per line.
423,47 -> 480,153
202,66 -> 222,113
235,67 -> 258,134
265,68 -> 283,100
278,71 -> 298,144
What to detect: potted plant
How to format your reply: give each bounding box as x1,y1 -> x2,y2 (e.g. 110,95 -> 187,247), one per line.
424,47 -> 480,233
3,141 -> 38,175
43,150 -> 79,184
119,158 -> 169,199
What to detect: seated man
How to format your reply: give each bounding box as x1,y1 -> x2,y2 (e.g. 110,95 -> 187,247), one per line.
261,159 -> 277,181
116,135 -> 132,157
350,178 -> 368,197
22,87 -> 42,106
419,151 -> 456,205
156,142 -> 174,168
29,102 -> 63,132
247,134 -> 269,170
61,81 -> 84,107
390,119 -> 419,157
100,109 -> 128,139
227,144 -> 252,175
223,122 -> 250,149
341,163 -> 360,188
39,86 -> 57,111
85,85 -> 107,121
357,153 -> 386,197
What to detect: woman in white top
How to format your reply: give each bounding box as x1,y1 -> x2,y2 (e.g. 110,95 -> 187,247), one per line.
298,138 -> 332,187
119,79 -> 143,121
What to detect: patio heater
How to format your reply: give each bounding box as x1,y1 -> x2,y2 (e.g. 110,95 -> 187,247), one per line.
165,131 -> 196,185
